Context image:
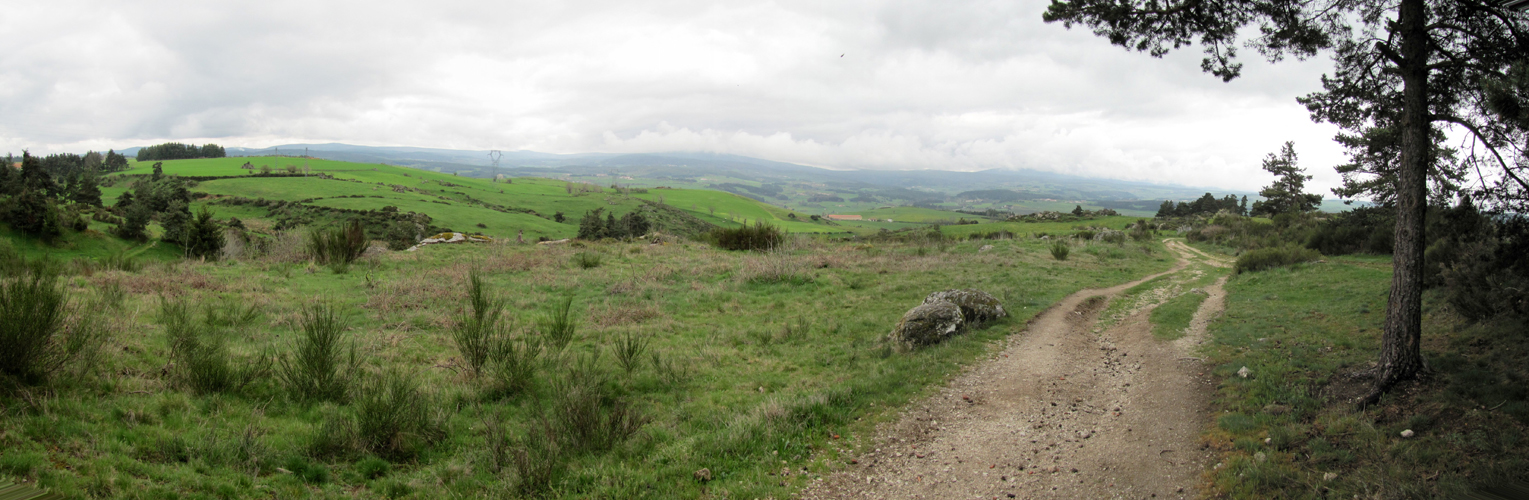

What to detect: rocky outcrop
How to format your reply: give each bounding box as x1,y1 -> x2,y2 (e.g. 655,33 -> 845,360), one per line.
889,301 -> 965,348
924,289 -> 1007,325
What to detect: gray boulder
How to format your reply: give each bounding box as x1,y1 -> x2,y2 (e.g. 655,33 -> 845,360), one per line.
924,289 -> 1008,324
889,301 -> 965,348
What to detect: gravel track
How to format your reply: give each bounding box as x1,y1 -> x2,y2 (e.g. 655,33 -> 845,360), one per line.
801,241 -> 1228,500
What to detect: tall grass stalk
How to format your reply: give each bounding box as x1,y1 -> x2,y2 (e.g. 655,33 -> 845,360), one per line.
277,304 -> 356,403
613,331 -> 649,375
452,271 -> 507,377
537,296 -> 578,353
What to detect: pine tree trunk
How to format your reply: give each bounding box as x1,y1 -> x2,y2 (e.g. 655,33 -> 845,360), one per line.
1365,0 -> 1430,404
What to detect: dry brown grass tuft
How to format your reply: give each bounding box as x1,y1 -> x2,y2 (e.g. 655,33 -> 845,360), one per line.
588,302 -> 664,329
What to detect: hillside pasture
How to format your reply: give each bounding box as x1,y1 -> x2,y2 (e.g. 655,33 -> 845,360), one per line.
0,234 -> 1174,499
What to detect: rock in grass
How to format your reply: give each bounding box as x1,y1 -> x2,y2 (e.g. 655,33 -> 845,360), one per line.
924,289 -> 1008,324
1237,366 -> 1251,378
890,301 -> 965,348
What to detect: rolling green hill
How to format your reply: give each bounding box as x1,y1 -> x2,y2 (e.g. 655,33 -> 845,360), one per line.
109,157 -> 867,240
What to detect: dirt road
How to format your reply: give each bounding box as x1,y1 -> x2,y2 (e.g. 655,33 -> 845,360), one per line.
802,241 -> 1230,500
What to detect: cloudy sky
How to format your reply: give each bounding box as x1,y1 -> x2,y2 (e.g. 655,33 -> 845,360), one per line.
1,0 -> 1349,193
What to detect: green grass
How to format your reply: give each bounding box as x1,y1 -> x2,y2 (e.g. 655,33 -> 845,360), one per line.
937,215 -> 1145,239
1201,256 -> 1529,498
1147,290 -> 1206,340
105,157 -> 876,240
0,235 -> 1174,499
0,224 -> 181,262
846,206 -> 985,223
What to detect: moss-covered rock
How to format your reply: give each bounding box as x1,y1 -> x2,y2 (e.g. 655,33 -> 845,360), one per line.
923,289 -> 1007,324
889,301 -> 964,348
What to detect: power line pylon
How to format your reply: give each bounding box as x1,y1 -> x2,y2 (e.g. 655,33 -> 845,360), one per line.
489,150 -> 503,182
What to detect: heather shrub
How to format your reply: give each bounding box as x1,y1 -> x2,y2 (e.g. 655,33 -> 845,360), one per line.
710,222 -> 784,251
1234,245 -> 1322,274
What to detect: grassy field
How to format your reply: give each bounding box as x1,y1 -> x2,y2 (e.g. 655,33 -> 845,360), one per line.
106,157 -> 859,240
0,233 -> 1175,499
1196,252 -> 1529,498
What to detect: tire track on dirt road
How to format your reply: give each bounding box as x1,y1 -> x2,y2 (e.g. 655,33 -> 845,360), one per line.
802,241 -> 1228,500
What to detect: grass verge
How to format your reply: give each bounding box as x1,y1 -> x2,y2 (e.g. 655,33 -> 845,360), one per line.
1201,256 -> 1529,498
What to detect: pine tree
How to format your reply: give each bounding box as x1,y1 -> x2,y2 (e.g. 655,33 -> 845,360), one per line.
161,200 -> 192,244
1155,200 -> 1175,218
71,172 -> 102,207
1043,0 -> 1527,401
1254,142 -> 1323,216
184,206 -> 224,260
118,201 -> 151,241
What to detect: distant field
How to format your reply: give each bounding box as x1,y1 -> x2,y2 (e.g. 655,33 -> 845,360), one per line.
936,215 -> 1145,238
110,157 -> 861,239
846,206 -> 987,223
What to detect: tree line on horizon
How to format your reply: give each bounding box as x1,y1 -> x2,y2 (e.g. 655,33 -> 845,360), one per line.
135,142 -> 226,162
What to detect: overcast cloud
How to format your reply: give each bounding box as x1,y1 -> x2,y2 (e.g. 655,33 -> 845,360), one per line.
0,0 -> 1348,193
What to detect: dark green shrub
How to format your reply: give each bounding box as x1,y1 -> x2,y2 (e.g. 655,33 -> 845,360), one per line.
549,351 -> 648,453
353,370 -> 442,460
710,222 -> 784,251
452,271 -> 506,377
572,252 -> 602,269
183,206 -> 224,260
355,457 -> 390,480
0,270 -> 70,385
307,219 -> 368,266
277,304 -> 356,403
510,419 -> 565,497
1234,245 -> 1322,274
613,330 -> 649,375
489,337 -> 542,397
537,296 -> 578,352
283,456 -> 330,484
1050,241 -> 1069,261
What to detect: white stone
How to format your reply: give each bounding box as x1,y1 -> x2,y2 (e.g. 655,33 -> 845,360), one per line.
1237,366 -> 1251,378
1400,429 -> 1415,438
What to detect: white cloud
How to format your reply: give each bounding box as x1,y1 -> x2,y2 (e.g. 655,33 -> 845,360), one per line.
1,0 -> 1349,193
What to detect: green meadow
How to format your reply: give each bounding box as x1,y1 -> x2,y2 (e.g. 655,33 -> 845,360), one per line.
0,230 -> 1173,499
110,157 -> 851,241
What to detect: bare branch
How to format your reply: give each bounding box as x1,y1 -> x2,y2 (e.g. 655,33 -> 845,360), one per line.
1434,113 -> 1529,192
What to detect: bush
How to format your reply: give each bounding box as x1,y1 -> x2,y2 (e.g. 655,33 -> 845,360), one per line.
537,296 -> 578,353
548,351 -> 648,453
572,252 -> 602,269
489,337 -> 542,397
1439,218 -> 1529,320
160,298 -> 269,395
711,222 -> 784,251
613,330 -> 649,375
452,271 -> 508,377
307,219 -> 368,266
510,419 -> 565,497
1234,245 -> 1322,274
1050,241 -> 1069,261
277,304 -> 356,403
184,206 -> 224,260
353,370 -> 443,460
0,270 -> 69,385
